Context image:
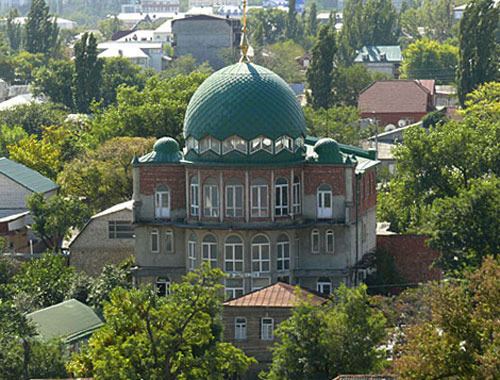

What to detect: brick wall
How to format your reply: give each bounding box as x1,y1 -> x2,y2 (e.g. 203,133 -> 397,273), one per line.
360,111 -> 427,127
377,234 -> 443,285
304,166 -> 345,195
139,165 -> 186,210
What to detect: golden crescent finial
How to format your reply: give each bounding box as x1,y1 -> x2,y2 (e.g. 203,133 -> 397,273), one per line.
239,0 -> 250,63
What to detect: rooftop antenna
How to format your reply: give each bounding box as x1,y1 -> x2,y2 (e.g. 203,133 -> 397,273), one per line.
239,0 -> 250,63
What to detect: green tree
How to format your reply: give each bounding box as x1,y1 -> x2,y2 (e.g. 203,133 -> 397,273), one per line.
33,59 -> 74,108
285,0 -> 300,41
306,24 -> 336,110
0,124 -> 28,157
11,52 -> 46,85
97,16 -> 121,40
307,3 -> 318,37
266,284 -> 387,380
456,0 -> 499,106
417,0 -> 456,43
338,0 -> 363,65
69,265 -> 256,379
160,55 -> 213,79
72,32 -> 103,113
22,0 -> 59,56
254,41 -> 305,83
6,8 -> 22,52
27,194 -> 91,250
248,8 -> 287,45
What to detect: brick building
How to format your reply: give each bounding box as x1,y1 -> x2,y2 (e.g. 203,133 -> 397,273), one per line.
132,61 -> 379,298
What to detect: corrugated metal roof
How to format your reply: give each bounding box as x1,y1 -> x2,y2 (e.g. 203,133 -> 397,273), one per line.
354,46 -> 402,63
0,157 -> 59,194
223,282 -> 325,307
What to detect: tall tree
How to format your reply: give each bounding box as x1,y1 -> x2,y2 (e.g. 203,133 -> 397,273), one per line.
456,0 -> 499,106
6,9 -> 22,52
72,32 -> 103,114
306,24 -> 336,110
33,60 -> 74,109
307,3 -> 318,36
339,0 -> 364,65
22,0 -> 59,56
285,0 -> 300,41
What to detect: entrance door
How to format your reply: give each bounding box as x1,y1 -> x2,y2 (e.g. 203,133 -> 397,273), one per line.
155,190 -> 170,218
317,187 -> 333,219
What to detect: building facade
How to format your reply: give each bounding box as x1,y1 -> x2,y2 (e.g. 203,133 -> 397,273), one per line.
132,62 -> 378,298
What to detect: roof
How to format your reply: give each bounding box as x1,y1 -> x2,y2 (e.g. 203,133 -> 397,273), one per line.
27,299 -> 104,344
358,80 -> 434,114
0,211 -> 29,224
417,79 -> 435,95
0,157 -> 59,194
98,46 -> 149,59
0,93 -> 41,111
117,30 -> 155,42
223,282 -> 325,307
354,46 -> 403,63
97,42 -> 163,50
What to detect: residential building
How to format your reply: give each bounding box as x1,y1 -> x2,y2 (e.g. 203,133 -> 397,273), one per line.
171,14 -> 241,69
117,12 -> 177,29
97,42 -> 170,72
358,80 -> 435,127
141,0 -> 180,13
435,85 -> 459,108
0,211 -> 29,253
68,201 -> 135,277
11,16 -> 77,29
131,61 -> 379,298
354,46 -> 403,78
223,282 -> 325,369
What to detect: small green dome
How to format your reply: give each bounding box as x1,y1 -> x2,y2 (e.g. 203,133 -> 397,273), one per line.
184,63 -> 306,141
138,137 -> 182,163
154,137 -> 179,153
314,138 -> 343,164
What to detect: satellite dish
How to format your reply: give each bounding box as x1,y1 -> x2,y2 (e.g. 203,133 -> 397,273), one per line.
398,119 -> 408,128
385,124 -> 396,132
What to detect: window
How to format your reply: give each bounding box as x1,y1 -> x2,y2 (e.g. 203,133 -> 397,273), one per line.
225,235 -> 244,272
151,229 -> 159,253
199,136 -> 221,154
317,184 -> 333,219
108,221 -> 134,239
235,317 -> 247,340
251,181 -> 268,217
261,318 -> 274,340
225,278 -> 244,300
275,136 -> 293,153
326,230 -> 334,253
292,176 -> 301,214
345,169 -> 353,202
165,230 -> 174,253
250,136 -> 273,154
311,230 -> 320,253
156,277 -> 170,296
203,180 -> 219,217
190,176 -> 199,216
275,178 -> 288,216
223,136 -> 247,154
252,277 -> 270,291
186,136 -> 199,153
202,234 -> 217,268
317,278 -> 332,295
188,234 -> 196,270
277,234 -> 290,271
226,183 -> 244,217
155,188 -> 170,218
252,235 -> 270,273
294,136 -> 304,151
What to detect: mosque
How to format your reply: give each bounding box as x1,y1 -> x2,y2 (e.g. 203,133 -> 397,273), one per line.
131,3 -> 379,297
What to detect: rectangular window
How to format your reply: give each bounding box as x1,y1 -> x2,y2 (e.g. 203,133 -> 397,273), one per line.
252,243 -> 270,272
188,240 -> 196,270
190,183 -> 199,216
225,243 -> 243,272
108,221 -> 134,239
277,241 -> 290,270
235,317 -> 247,340
275,182 -> 288,216
166,230 -> 174,253
202,242 -> 217,268
326,231 -> 334,254
151,229 -> 159,253
261,318 -> 274,340
225,278 -> 244,300
292,180 -> 300,214
226,185 -> 244,217
155,190 -> 170,218
251,185 -> 268,217
252,277 -> 270,291
311,231 -> 320,253
204,184 -> 219,217
317,281 -> 332,295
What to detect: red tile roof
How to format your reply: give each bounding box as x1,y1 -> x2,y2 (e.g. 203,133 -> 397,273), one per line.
223,282 -> 326,307
416,79 -> 435,95
358,80 -> 434,114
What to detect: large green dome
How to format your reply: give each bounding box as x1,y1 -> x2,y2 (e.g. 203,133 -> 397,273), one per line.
184,63 -> 306,141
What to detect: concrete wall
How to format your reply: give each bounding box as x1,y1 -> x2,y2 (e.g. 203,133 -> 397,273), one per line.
0,174 -> 33,210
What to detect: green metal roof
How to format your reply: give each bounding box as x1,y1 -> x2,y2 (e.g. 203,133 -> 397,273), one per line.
314,138 -> 343,164
354,46 -> 403,63
138,137 -> 183,163
27,299 -> 104,344
0,157 -> 59,193
183,63 -> 306,141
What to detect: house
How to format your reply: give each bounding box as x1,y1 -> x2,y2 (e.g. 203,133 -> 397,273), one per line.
0,157 -> 59,219
97,42 -> 170,72
358,80 -> 435,127
354,46 -> 403,78
141,0 -> 181,13
0,211 -> 29,253
171,14 -> 242,69
27,299 -> 104,347
116,12 -> 178,29
69,200 -> 134,277
0,93 -> 42,111
131,60 -> 379,297
11,16 -> 77,29
223,282 -> 325,369
435,85 -> 458,108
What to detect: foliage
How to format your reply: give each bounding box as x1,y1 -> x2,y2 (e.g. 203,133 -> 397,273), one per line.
417,0 -> 456,43
97,16 -> 121,40
160,55 -> 213,79
456,0 -> 499,106
0,124 -> 28,157
254,41 -> 305,83
27,339 -> 70,380
34,59 -> 75,108
421,107 -> 448,128
401,38 -> 458,83
285,0 -> 301,41
69,265 -> 256,379
248,8 -> 287,45
365,249 -> 404,296
307,3 -> 319,37
66,271 -> 94,304
11,52 -> 46,85
22,0 -> 59,56
27,194 -> 91,250
58,137 -> 154,212
394,256 -> 500,379
6,8 -> 22,52
265,284 -> 387,380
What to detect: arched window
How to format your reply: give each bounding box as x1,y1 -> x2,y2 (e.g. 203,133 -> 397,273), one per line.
155,186 -> 170,219
151,228 -> 159,253
202,234 -> 217,268
292,176 -> 301,214
317,184 -> 333,219
203,178 -> 219,217
225,235 -> 243,273
326,230 -> 334,254
275,178 -> 288,216
226,180 -> 244,217
190,176 -> 199,216
317,277 -> 332,295
156,277 -> 170,296
311,229 -> 320,253
165,229 -> 174,253
251,178 -> 268,217
277,234 -> 290,271
188,234 -> 196,270
251,235 -> 270,273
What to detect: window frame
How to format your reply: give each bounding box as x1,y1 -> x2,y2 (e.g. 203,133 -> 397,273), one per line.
261,318 -> 274,341
251,235 -> 271,273
190,177 -> 199,216
311,229 -> 320,254
156,277 -> 171,296
225,235 -> 244,273
251,183 -> 268,217
225,278 -> 244,300
325,230 -> 334,254
203,182 -> 219,217
317,184 -> 333,219
317,278 -> 332,295
292,176 -> 301,215
151,228 -> 160,253
235,317 -> 247,340
275,178 -> 289,217
165,229 -> 174,253
188,234 -> 196,270
155,188 -> 170,219
277,234 -> 290,271
202,234 -> 217,268
225,183 -> 244,218
108,220 -> 134,239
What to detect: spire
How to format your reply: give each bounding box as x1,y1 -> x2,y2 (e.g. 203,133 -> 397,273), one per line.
239,0 -> 250,63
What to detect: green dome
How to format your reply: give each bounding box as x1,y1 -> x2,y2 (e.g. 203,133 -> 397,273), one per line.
154,137 -> 179,153
184,63 -> 306,141
314,138 -> 343,164
138,137 -> 182,163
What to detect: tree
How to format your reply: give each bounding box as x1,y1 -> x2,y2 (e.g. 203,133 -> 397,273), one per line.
0,124 -> 28,157
306,24 -> 336,110
97,16 -> 121,40
248,8 -> 287,45
73,32 -> 103,113
456,0 -> 499,106
285,0 -> 300,41
394,256 -> 500,379
27,194 -> 91,250
417,0 -> 456,43
361,0 -> 400,46
160,55 -> 213,79
6,8 -> 22,52
22,0 -> 59,56
33,60 -> 74,108
265,284 -> 387,380
10,52 -> 46,85
254,41 -> 305,83
338,0 -> 363,65
307,3 -> 318,37
68,265 -> 256,379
